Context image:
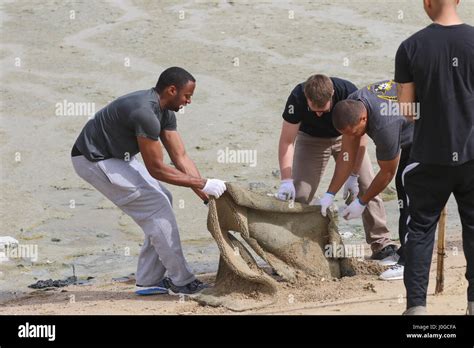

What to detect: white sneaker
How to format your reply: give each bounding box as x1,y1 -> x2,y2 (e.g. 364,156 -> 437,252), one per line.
379,264 -> 404,281
378,253 -> 400,266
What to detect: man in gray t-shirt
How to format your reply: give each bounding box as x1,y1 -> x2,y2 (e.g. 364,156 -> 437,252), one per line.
320,80 -> 414,280
348,80 -> 413,161
73,88 -> 178,162
71,67 -> 226,294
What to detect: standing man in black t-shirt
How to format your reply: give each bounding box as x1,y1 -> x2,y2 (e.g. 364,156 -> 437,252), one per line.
277,74 -> 398,261
395,0 -> 474,315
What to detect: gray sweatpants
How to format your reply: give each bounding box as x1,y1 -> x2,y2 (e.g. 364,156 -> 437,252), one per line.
71,155 -> 195,287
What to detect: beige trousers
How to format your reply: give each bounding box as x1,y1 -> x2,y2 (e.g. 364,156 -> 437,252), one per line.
292,131 -> 394,254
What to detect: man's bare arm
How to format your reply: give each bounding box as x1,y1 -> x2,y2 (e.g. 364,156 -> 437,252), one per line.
352,134 -> 368,175
359,155 -> 400,205
137,136 -> 206,189
397,82 -> 417,122
160,130 -> 209,201
278,120 -> 300,180
327,134 -> 361,194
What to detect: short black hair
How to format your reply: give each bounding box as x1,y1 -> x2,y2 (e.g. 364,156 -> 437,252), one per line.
332,100 -> 366,131
155,67 -> 195,93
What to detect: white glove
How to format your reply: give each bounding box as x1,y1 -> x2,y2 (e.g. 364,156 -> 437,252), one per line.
320,192 -> 335,217
342,198 -> 367,220
343,174 -> 360,200
277,179 -> 296,201
202,179 -> 226,198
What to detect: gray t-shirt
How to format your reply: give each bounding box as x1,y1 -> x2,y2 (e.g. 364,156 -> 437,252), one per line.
73,88 -> 177,161
347,80 -> 413,161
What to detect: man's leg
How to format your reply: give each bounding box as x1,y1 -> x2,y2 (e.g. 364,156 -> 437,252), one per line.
132,202 -> 195,287
115,160 -> 196,287
71,156 -> 195,287
403,163 -> 452,309
395,146 -> 411,265
333,142 -> 393,255
293,132 -> 332,204
136,235 -> 167,286
453,160 -> 474,303
132,161 -> 192,286
378,147 -> 412,281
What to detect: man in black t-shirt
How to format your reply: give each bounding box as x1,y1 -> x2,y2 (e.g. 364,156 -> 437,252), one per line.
277,74 -> 397,260
395,0 -> 474,315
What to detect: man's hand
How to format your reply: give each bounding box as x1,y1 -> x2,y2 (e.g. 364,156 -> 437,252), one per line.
202,179 -> 226,198
277,179 -> 296,201
343,174 -> 359,200
320,192 -> 335,217
342,198 -> 366,220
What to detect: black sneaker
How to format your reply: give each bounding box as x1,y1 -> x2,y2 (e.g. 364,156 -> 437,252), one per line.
371,244 -> 398,260
163,278 -> 209,295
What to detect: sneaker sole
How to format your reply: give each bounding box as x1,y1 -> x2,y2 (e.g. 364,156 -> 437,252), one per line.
168,289 -> 204,297
377,260 -> 399,267
379,275 -> 403,281
135,287 -> 169,296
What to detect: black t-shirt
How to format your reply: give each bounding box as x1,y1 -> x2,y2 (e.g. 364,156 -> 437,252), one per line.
282,77 -> 357,138
395,23 -> 474,166
72,88 -> 177,161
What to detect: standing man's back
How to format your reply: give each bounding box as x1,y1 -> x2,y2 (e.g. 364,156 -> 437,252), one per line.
395,0 -> 474,315
395,3 -> 474,165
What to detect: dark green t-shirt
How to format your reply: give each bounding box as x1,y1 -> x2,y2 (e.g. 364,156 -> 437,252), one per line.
73,88 -> 177,161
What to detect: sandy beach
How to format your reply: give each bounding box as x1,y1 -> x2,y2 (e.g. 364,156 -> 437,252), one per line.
1,232 -> 470,315
1,0 -> 473,315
